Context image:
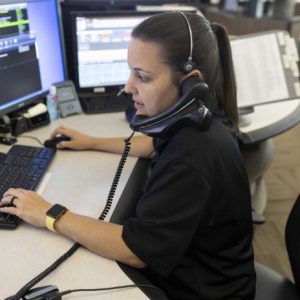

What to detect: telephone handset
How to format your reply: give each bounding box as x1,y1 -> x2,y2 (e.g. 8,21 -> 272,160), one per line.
130,76 -> 212,138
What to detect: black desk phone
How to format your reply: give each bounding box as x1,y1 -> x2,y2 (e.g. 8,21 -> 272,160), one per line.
130,76 -> 212,138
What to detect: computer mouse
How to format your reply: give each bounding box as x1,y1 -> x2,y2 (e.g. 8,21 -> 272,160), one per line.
44,134 -> 71,148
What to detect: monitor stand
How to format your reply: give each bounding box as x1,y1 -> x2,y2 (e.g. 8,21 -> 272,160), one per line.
238,106 -> 254,128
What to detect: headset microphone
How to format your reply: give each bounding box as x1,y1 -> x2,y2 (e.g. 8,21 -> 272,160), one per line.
176,11 -> 197,73
117,87 -> 125,97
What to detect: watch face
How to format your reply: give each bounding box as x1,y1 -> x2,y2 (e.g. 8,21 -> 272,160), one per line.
47,204 -> 66,218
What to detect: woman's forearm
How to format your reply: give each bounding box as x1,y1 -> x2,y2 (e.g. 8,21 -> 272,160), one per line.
55,211 -> 146,268
87,135 -> 154,157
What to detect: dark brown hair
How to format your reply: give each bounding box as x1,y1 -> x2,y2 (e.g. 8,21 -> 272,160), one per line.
132,12 -> 238,128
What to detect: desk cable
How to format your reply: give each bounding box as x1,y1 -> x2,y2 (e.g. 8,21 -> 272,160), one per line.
17,283 -> 164,300
18,135 -> 44,146
7,131 -> 139,300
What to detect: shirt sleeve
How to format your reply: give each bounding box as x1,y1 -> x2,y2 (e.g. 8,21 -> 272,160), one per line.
122,157 -> 212,277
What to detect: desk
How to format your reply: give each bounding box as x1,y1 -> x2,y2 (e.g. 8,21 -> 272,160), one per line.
238,99 -> 300,213
1,99 -> 300,298
238,99 -> 300,143
0,113 -> 150,299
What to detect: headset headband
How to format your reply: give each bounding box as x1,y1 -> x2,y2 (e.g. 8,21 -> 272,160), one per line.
176,11 -> 196,73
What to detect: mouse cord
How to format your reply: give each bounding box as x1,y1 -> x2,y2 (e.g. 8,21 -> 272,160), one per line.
18,135 -> 44,146
12,131 -> 135,300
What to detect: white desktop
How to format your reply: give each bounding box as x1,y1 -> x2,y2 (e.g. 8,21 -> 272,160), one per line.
0,113 -> 149,300
1,101 -> 300,298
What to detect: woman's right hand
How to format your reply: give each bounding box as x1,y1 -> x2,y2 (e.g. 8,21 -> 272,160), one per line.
50,126 -> 95,150
50,126 -> 154,157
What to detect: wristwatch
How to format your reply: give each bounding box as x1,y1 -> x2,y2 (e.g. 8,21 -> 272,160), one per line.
45,204 -> 68,233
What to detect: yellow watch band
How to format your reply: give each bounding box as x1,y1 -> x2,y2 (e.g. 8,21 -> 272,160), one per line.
45,215 -> 57,233
45,204 -> 68,233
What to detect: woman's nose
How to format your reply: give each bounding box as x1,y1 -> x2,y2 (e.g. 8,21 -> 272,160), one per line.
124,76 -> 137,95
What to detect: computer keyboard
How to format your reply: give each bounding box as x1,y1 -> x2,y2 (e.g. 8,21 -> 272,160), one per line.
0,145 -> 56,229
79,93 -> 132,114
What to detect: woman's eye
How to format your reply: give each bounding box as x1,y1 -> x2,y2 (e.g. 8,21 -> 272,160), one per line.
137,75 -> 149,83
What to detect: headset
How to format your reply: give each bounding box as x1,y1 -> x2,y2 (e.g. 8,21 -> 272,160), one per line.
177,11 -> 197,74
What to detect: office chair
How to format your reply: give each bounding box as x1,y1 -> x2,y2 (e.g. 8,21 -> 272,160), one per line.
255,194 -> 300,300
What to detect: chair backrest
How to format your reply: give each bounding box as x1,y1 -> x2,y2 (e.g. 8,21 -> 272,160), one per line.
285,194 -> 300,290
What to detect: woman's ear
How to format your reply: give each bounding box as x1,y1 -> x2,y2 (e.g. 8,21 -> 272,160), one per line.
180,70 -> 203,84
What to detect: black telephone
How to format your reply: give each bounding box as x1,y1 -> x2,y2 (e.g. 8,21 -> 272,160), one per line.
130,76 -> 212,138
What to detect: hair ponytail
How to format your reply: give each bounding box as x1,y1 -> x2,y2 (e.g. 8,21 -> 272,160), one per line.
211,23 -> 238,128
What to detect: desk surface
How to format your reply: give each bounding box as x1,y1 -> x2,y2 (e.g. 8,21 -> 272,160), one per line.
238,98 -> 300,143
0,113 -> 149,299
1,99 -> 299,299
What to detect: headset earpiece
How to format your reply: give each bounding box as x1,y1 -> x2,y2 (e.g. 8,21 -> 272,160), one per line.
181,59 -> 197,73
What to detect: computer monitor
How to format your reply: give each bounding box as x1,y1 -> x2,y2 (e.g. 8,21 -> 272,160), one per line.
220,0 -> 238,12
230,30 -> 300,113
0,0 -> 65,117
69,11 -> 153,95
64,0 -> 199,4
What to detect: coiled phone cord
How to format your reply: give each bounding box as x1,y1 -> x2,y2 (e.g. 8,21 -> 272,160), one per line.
101,131 -> 134,218
12,131 -> 135,300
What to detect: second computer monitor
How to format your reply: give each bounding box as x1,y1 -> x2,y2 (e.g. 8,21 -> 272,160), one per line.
70,11 -> 152,94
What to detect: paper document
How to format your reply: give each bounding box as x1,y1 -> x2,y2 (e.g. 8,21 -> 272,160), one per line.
231,32 -> 289,108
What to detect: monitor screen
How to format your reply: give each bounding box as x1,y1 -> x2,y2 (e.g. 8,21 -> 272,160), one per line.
70,11 -> 152,93
230,31 -> 300,110
0,0 -> 65,116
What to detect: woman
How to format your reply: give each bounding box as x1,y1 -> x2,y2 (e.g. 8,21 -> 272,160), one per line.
1,12 -> 255,299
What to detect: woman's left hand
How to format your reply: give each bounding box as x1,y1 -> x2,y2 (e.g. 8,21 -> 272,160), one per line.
0,188 -> 52,228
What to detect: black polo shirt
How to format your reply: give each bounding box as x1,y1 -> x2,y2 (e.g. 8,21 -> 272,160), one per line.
122,116 -> 256,300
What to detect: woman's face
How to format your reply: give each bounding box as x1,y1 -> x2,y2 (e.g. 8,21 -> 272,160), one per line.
125,38 -> 182,117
